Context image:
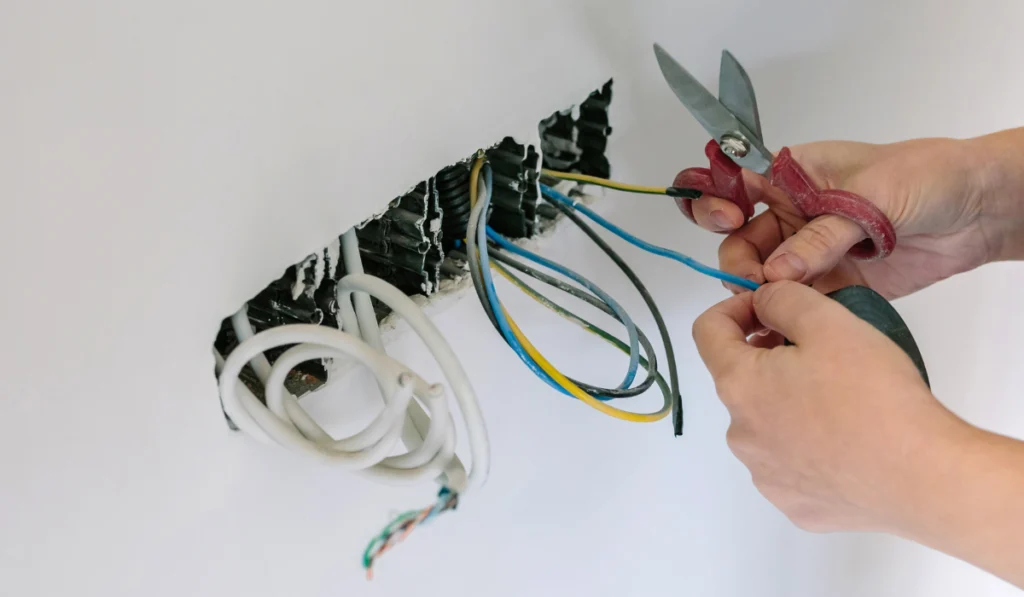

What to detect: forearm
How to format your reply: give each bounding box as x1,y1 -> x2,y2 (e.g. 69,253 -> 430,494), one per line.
900,422 -> 1024,587
966,127 -> 1024,261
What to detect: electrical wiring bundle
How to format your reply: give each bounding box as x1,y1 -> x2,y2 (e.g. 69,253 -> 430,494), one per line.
467,157 -> 760,436
216,229 -> 489,579
466,155 -> 677,428
213,145 -> 761,576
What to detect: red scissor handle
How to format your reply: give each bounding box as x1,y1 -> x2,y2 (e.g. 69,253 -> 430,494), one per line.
673,140 -> 756,224
673,140 -> 896,260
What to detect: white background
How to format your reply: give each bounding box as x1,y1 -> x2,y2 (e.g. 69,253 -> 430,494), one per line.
2,0 -> 1023,595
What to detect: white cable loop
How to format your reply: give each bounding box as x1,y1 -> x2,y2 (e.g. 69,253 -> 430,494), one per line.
336,273 -> 490,493
216,251 -> 489,494
218,323 -> 461,484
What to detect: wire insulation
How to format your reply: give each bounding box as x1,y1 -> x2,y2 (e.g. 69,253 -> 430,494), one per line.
343,229 -> 436,472
363,487 -> 458,579
539,184 -> 760,292
491,261 -> 664,399
219,238 -> 491,577
541,168 -> 701,199
544,198 -> 685,435
470,162 -> 671,423
485,230 -> 641,390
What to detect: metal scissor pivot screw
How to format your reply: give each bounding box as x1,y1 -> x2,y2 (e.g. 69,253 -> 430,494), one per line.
719,133 -> 750,158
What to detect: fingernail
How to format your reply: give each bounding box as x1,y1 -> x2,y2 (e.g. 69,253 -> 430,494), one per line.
765,253 -> 807,280
756,328 -> 772,336
710,210 -> 732,230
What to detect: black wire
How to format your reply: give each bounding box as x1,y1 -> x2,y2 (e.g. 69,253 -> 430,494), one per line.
666,187 -> 702,199
546,198 -> 685,436
491,258 -> 663,399
465,162 -> 664,402
465,166 -> 500,331
476,246 -> 658,399
489,249 -> 610,314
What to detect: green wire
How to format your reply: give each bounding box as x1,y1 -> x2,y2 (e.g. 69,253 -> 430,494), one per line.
363,239 -> 671,577
491,261 -> 669,391
362,509 -> 420,569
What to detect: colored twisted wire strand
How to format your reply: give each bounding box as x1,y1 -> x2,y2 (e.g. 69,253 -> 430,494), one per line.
363,488 -> 458,579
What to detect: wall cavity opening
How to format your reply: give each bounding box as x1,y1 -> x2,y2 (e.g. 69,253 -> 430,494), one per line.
212,80 -> 613,424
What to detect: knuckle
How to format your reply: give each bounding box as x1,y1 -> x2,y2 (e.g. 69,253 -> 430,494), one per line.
690,313 -> 708,342
753,485 -> 832,533
724,424 -> 746,453
725,424 -> 759,462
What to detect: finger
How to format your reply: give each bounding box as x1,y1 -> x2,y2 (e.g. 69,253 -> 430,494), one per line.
675,164 -> 777,232
747,176 -> 800,214
719,210 -> 784,292
691,195 -> 746,232
752,280 -> 851,345
809,260 -> 868,296
762,214 -> 866,284
692,292 -> 761,378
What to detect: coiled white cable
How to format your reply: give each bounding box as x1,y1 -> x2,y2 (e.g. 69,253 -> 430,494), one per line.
340,230 -> 441,477
216,231 -> 489,494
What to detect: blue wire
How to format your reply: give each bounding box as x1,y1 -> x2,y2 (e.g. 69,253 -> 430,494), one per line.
475,168 -> 583,398
485,231 -> 640,390
477,167 -> 644,400
540,184 -> 761,292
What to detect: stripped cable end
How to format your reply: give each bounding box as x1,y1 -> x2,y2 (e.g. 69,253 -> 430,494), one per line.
362,487 -> 460,580
666,186 -> 702,199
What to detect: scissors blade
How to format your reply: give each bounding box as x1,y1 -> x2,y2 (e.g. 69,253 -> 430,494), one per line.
653,43 -> 741,142
653,43 -> 773,175
718,50 -> 762,142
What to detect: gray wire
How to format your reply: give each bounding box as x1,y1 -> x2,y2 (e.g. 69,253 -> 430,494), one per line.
490,260 -> 660,398
488,248 -> 610,315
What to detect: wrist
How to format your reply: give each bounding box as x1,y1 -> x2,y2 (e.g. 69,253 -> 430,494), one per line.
894,412 -> 1024,586
963,128 -> 1024,262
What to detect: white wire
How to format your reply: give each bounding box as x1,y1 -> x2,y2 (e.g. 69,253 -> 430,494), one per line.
213,350 -> 274,446
216,230 -> 489,493
337,273 -> 489,493
341,229 -> 384,352
341,229 -> 434,464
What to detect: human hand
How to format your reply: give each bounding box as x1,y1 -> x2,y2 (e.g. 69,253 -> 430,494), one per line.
692,280 -> 967,532
679,136 -> 1010,298
692,280 -> 1024,587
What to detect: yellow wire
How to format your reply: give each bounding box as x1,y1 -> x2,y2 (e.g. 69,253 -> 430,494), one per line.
540,168 -> 671,195
469,150 -> 485,210
472,156 -> 669,423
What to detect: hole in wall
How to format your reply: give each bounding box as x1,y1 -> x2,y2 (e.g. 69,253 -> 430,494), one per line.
211,79 -> 613,427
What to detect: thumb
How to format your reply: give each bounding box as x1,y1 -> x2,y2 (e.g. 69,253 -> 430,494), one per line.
762,214 -> 865,283
753,280 -> 852,344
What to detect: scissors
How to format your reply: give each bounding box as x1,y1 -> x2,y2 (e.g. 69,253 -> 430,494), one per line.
652,43 -> 896,260
653,44 -> 928,384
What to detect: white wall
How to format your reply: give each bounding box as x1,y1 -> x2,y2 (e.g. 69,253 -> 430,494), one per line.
2,1 -> 1023,595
